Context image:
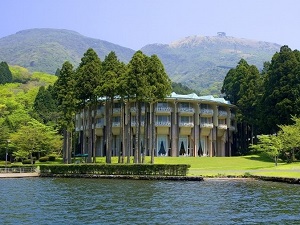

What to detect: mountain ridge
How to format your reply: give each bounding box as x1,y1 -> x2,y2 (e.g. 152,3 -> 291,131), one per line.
0,28 -> 281,94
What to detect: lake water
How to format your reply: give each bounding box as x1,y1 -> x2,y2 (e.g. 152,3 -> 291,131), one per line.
0,178 -> 299,225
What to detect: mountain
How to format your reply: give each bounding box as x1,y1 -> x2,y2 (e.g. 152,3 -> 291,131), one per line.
0,28 -> 135,74
0,29 -> 281,94
141,34 -> 281,92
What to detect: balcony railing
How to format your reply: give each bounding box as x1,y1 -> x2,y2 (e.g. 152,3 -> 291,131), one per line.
200,108 -> 214,116
178,107 -> 195,113
155,121 -> 171,127
200,123 -> 213,128
113,108 -> 121,114
229,125 -> 236,131
112,122 -> 121,127
96,109 -> 105,116
96,122 -> 104,128
218,124 -> 228,129
179,122 -> 194,127
131,121 -> 145,127
155,107 -> 172,113
218,110 -> 228,118
130,107 -> 145,113
231,112 -> 236,119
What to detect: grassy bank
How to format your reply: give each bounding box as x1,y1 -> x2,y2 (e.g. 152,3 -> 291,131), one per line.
2,154 -> 300,178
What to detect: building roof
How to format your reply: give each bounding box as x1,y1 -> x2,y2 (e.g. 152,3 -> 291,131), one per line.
168,92 -> 232,105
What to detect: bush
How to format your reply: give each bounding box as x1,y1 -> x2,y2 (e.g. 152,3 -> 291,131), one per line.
40,164 -> 191,176
48,156 -> 56,161
39,157 -> 49,162
22,159 -> 35,164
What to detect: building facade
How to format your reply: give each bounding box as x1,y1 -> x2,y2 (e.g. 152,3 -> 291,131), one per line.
75,92 -> 236,157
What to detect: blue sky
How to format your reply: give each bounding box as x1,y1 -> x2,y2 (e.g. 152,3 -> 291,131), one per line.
1,0 -> 300,50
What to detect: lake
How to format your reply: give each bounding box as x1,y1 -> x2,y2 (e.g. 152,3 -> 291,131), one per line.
0,178 -> 299,224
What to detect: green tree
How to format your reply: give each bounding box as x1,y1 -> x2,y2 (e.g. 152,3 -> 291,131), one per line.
11,120 -> 61,164
0,62 -> 13,84
75,48 -> 102,163
146,54 -> 172,163
95,51 -> 126,163
277,117 -> 300,162
54,61 -> 77,164
261,46 -> 300,134
250,134 -> 281,166
221,59 -> 262,154
126,51 -> 150,163
33,85 -> 59,125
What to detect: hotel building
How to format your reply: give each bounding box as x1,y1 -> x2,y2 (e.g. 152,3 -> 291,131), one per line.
75,92 -> 236,157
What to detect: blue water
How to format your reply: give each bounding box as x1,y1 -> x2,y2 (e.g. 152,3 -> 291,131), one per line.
0,178 -> 299,224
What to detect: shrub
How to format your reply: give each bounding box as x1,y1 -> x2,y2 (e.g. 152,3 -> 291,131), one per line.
40,164 -> 190,176
22,159 -> 35,164
39,157 -> 49,162
48,155 -> 56,161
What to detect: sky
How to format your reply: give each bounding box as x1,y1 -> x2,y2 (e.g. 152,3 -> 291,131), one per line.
1,0 -> 300,50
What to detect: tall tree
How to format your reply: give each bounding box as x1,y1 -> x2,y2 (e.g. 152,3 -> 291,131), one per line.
53,61 -> 77,164
75,48 -> 102,163
146,54 -> 172,163
221,59 -> 262,154
96,51 -> 126,163
0,62 -> 13,84
11,120 -> 61,164
33,85 -> 59,125
126,51 -> 150,163
261,46 -> 300,134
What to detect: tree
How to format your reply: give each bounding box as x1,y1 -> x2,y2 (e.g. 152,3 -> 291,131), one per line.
0,62 -> 13,84
221,59 -> 262,154
75,49 -> 102,163
33,85 -> 59,125
145,54 -> 172,163
277,117 -> 300,162
250,135 -> 282,166
261,46 -> 300,134
95,51 -> 126,163
11,120 -> 61,164
126,51 -> 150,163
53,61 -> 77,164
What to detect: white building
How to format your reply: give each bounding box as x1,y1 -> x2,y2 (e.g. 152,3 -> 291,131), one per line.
75,92 -> 236,157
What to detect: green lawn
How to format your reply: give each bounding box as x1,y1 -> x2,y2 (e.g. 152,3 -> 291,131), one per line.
2,155 -> 300,178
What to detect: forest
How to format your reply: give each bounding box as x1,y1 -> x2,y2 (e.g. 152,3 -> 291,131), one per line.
1,45 -> 300,164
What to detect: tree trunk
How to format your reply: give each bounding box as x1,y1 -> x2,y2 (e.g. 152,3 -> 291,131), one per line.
151,102 -> 155,164
93,103 -> 97,163
106,99 -> 112,163
142,103 -> 148,163
138,101 -> 142,163
134,101 -> 139,164
87,105 -> 93,163
126,100 -> 131,164
121,101 -> 126,163
63,128 -> 67,164
82,108 -> 87,155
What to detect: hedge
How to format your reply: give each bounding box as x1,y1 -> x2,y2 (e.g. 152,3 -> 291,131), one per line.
40,164 -> 190,176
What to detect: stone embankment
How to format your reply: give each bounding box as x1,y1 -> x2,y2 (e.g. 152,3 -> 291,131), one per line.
39,173 -> 204,181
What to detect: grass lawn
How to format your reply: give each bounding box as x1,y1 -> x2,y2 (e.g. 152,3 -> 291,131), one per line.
2,154 -> 300,178
93,155 -> 300,178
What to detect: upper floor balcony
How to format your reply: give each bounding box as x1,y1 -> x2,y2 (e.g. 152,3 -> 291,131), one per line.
179,122 -> 194,127
178,107 -> 195,114
155,121 -> 171,127
200,108 -> 214,117
200,123 -> 213,129
130,106 -> 145,113
131,121 -> 145,127
155,106 -> 172,114
218,124 -> 228,130
218,110 -> 228,118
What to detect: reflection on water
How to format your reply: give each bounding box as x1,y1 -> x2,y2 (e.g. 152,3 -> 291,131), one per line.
0,178 -> 299,224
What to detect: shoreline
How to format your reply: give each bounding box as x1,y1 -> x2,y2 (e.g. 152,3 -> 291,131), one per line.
1,173 -> 299,184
